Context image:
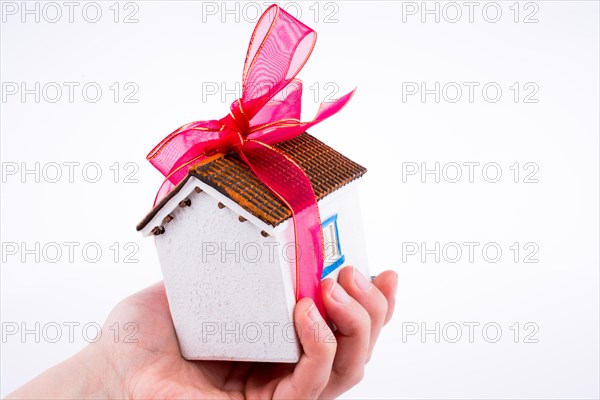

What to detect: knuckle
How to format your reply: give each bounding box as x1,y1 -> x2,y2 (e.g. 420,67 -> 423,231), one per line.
356,307 -> 372,332
334,365 -> 365,389
298,373 -> 329,399
293,378 -> 319,399
365,290 -> 388,325
314,376 -> 330,396
345,316 -> 370,338
374,295 -> 389,324
324,337 -> 338,359
349,368 -> 365,386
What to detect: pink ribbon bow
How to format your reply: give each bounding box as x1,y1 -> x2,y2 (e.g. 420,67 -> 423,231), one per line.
147,4 -> 354,318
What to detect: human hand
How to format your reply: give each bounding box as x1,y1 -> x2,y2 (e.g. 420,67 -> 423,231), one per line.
7,266 -> 397,400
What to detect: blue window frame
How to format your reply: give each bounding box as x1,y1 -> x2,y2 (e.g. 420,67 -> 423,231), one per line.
321,214 -> 345,278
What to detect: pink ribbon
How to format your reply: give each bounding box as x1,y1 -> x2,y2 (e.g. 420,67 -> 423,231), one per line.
147,4 -> 354,318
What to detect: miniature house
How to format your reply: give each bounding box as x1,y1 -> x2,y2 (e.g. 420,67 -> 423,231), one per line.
137,133 -> 368,362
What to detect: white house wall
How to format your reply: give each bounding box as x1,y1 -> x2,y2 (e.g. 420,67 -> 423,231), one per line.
153,185 -> 300,362
147,176 -> 368,362
322,183 -> 370,280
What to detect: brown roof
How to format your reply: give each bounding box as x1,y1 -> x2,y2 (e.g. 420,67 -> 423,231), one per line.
137,133 -> 366,230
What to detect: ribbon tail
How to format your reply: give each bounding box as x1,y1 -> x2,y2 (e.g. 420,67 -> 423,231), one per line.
147,120 -> 224,205
249,88 -> 356,144
154,180 -> 175,207
238,141 -> 326,319
152,148 -> 211,206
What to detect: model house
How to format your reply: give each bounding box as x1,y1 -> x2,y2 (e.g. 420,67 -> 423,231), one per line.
137,133 -> 368,362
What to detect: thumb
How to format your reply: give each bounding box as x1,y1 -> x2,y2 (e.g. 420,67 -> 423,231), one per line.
274,297 -> 337,399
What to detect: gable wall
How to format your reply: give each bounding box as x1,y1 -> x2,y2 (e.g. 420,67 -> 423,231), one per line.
153,177 -> 299,362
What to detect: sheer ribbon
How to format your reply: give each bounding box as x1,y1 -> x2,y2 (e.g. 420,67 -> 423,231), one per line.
147,5 -> 354,317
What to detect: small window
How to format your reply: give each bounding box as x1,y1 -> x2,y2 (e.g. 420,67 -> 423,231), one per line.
321,214 -> 345,278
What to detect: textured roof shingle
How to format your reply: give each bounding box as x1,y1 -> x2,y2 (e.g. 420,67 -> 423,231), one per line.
137,133 -> 366,230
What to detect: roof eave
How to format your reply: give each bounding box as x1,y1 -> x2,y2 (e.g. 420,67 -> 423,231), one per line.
138,173 -> 366,238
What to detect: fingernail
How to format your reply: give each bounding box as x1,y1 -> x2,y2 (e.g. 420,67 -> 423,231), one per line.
328,280 -> 352,304
306,303 -> 321,322
353,268 -> 372,291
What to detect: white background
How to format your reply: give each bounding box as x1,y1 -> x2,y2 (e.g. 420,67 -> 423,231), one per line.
1,1 -> 599,398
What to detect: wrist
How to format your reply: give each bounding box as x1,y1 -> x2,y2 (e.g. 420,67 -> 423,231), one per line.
6,341 -> 124,400
73,341 -> 126,399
